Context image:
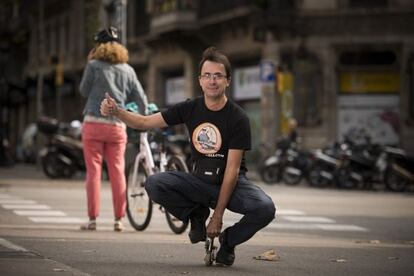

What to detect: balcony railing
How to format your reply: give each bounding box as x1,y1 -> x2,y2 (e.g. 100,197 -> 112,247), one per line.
148,0 -> 197,34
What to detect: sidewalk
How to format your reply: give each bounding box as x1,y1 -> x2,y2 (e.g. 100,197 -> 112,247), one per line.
0,163 -> 87,188
0,163 -> 263,187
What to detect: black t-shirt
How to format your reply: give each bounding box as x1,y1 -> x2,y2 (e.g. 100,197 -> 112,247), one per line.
161,96 -> 251,174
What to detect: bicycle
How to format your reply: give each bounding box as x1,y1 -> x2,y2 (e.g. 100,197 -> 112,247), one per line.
124,104 -> 189,234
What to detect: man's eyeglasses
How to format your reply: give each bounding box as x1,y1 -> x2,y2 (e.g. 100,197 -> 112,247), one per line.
199,73 -> 227,81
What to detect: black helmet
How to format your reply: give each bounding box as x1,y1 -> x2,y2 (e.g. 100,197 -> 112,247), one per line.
94,27 -> 119,43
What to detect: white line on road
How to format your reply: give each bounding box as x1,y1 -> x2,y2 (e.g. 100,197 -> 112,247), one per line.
266,223 -> 368,232
29,217 -> 84,223
14,210 -> 67,216
0,237 -> 30,252
267,223 -> 319,230
2,204 -> 51,210
0,238 -> 91,276
0,199 -> 37,204
316,224 -> 368,232
283,216 -> 335,223
0,194 -> 15,199
277,209 -> 306,215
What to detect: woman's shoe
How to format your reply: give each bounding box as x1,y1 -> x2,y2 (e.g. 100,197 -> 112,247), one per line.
114,220 -> 124,232
80,220 -> 96,231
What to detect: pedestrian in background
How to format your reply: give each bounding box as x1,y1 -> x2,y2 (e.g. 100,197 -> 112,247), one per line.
100,47 -> 275,265
288,118 -> 298,144
79,27 -> 148,231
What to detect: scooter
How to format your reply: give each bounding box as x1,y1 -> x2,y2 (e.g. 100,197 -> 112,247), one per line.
282,148 -> 314,185
259,138 -> 293,184
335,145 -> 384,190
37,116 -> 85,179
383,147 -> 414,192
307,142 -> 350,188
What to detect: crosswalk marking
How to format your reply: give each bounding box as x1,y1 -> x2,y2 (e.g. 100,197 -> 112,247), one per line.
266,223 -> 368,232
29,217 -> 84,223
283,216 -> 335,223
2,204 -> 51,210
0,192 -> 369,232
316,224 -> 368,231
277,209 -> 306,216
0,199 -> 37,204
14,210 -> 67,216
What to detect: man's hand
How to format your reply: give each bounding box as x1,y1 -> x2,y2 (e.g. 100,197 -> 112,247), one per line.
206,216 -> 223,238
100,93 -> 118,116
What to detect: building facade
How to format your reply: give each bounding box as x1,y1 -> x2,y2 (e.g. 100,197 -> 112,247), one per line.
4,0 -> 414,163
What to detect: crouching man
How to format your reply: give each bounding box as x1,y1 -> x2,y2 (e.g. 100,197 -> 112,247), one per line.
101,46 -> 276,266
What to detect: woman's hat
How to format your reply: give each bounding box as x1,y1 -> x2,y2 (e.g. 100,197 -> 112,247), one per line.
94,27 -> 119,43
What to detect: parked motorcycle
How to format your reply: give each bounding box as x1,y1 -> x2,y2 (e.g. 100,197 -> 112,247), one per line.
282,148 -> 314,185
307,142 -> 350,188
383,147 -> 414,192
37,116 -> 85,179
335,144 -> 384,190
259,138 -> 294,184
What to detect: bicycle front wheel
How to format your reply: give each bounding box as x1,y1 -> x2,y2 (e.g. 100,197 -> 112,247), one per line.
164,155 -> 189,234
126,159 -> 153,231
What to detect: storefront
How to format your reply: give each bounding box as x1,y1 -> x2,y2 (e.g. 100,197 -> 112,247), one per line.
336,49 -> 400,146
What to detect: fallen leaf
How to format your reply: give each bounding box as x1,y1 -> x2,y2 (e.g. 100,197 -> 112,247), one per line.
253,249 -> 280,261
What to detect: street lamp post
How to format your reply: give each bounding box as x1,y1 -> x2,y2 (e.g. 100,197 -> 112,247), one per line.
106,0 -> 127,45
0,44 -> 10,166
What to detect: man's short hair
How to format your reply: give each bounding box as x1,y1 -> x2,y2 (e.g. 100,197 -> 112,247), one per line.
198,47 -> 232,79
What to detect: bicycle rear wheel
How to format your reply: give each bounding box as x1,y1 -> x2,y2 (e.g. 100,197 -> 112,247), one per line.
126,159 -> 153,231
164,155 -> 189,234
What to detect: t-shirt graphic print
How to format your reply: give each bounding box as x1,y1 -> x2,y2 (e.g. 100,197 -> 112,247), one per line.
192,122 -> 222,154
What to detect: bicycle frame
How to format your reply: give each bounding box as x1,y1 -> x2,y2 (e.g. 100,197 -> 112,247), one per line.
126,128 -> 189,233
130,132 -> 155,186
130,130 -> 170,180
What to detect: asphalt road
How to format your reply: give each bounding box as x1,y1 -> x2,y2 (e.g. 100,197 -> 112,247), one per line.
0,164 -> 413,276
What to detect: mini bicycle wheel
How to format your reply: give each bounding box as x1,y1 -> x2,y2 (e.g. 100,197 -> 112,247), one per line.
164,155 -> 189,234
204,253 -> 213,266
126,160 -> 153,231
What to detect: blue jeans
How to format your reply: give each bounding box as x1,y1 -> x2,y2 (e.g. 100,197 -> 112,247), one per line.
145,171 -> 276,247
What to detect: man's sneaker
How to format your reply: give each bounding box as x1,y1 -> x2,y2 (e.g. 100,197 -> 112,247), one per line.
188,207 -> 210,244
80,220 -> 96,231
216,230 -> 235,266
114,220 -> 124,232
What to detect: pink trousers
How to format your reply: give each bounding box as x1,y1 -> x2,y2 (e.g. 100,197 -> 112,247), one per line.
82,122 -> 127,220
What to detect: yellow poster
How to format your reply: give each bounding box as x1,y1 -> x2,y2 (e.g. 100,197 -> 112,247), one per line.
340,71 -> 400,93
277,72 -> 294,134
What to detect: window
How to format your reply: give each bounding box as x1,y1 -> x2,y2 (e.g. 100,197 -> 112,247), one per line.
339,51 -> 396,66
348,0 -> 388,8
